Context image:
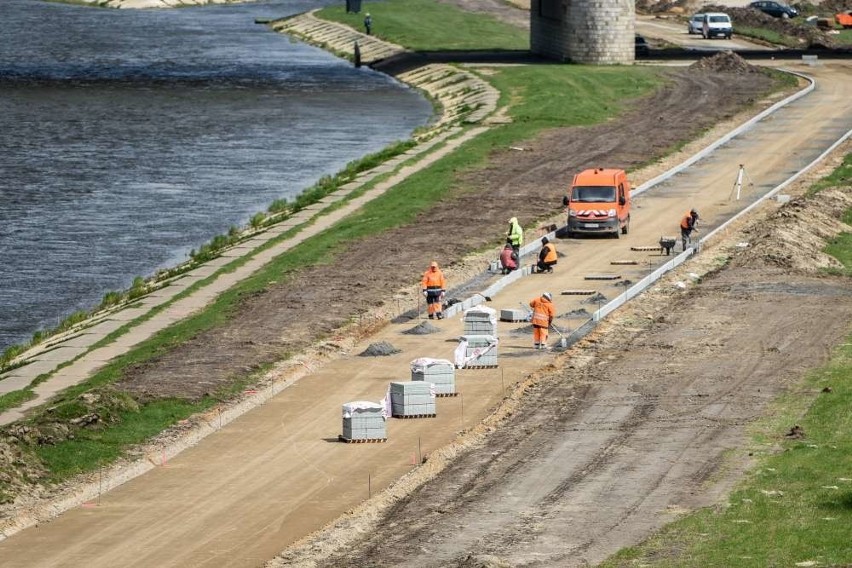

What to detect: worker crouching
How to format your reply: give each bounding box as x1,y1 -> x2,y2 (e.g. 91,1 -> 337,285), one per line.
421,261 -> 447,320
529,292 -> 555,349
499,241 -> 518,274
534,236 -> 557,273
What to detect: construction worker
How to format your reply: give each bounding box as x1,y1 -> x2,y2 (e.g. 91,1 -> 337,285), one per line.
421,261 -> 447,320
529,292 -> 555,349
535,236 -> 557,273
506,217 -> 523,256
499,241 -> 518,274
680,208 -> 700,252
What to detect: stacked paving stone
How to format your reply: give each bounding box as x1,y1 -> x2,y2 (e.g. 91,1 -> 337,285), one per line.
463,306 -> 498,336
458,334 -> 499,368
410,358 -> 456,396
389,381 -> 436,417
341,401 -> 387,441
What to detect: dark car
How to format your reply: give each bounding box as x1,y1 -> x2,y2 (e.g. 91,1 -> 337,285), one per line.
749,0 -> 799,18
635,34 -> 650,56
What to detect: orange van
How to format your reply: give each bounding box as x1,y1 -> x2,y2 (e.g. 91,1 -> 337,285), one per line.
562,168 -> 631,238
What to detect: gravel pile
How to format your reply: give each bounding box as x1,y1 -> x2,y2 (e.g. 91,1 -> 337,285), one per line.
561,308 -> 591,319
402,321 -> 440,335
584,292 -> 608,305
358,341 -> 402,357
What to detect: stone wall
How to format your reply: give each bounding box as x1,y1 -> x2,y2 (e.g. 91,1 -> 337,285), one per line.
530,0 -> 635,64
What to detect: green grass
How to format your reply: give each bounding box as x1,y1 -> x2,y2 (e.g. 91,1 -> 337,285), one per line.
734,26 -> 801,47
35,399 -> 210,478
836,29 -> 852,46
599,155 -> 852,568
316,0 -> 528,51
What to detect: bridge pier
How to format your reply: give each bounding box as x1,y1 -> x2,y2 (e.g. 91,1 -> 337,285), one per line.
530,0 -> 635,64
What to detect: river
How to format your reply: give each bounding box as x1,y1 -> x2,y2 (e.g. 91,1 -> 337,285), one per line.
0,0 -> 432,353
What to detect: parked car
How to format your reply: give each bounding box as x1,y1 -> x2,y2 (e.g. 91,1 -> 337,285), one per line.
635,34 -> 650,56
748,0 -> 799,18
687,13 -> 706,34
702,12 -> 733,39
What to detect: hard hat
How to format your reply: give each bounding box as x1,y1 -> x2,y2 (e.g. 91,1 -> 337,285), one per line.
691,208 -> 699,217
509,217 -> 517,223
430,261 -> 438,268
543,292 -> 552,301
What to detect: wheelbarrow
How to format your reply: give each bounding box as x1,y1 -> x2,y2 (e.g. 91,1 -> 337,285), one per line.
659,236 -> 677,256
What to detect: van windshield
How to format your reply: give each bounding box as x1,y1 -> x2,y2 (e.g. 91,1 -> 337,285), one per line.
709,15 -> 730,22
571,185 -> 617,203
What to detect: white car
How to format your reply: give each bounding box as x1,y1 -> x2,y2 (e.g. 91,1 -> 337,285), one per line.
688,13 -> 705,35
702,12 -> 733,39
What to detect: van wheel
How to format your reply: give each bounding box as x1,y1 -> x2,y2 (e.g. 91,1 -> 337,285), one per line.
621,219 -> 629,235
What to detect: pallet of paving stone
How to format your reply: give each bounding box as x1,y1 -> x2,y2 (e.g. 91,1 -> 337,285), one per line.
390,381 -> 437,417
341,401 -> 387,442
610,260 -> 638,265
561,290 -> 597,296
458,334 -> 498,368
410,358 -> 456,395
463,306 -> 498,336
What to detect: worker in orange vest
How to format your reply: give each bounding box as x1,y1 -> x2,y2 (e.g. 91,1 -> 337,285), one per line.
680,209 -> 700,252
421,261 -> 447,320
529,292 -> 555,349
535,236 -> 558,273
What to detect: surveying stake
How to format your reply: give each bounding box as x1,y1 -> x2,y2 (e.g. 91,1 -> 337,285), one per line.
729,164 -> 755,201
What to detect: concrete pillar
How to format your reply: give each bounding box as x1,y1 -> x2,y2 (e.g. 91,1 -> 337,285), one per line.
530,0 -> 635,64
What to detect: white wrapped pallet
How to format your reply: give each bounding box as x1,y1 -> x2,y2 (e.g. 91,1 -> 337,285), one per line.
463,306 -> 498,336
389,381 -> 436,418
455,335 -> 498,368
410,357 -> 456,396
340,401 -> 386,443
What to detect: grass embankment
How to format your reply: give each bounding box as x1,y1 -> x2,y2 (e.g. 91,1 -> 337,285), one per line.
0,63 -> 662,490
317,0 -> 528,51
601,154 -> 852,567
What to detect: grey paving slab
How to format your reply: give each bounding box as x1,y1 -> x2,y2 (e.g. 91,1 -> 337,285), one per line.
36,346 -> 88,363
105,308 -> 151,322
0,375 -> 33,394
11,358 -> 61,379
